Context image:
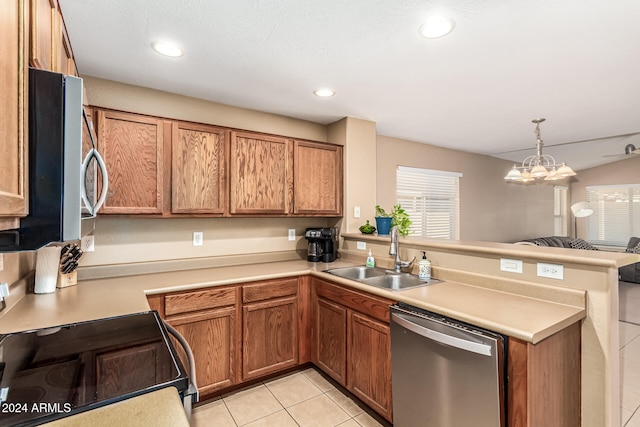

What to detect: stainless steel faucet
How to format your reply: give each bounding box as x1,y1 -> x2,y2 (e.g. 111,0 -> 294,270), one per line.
389,226 -> 416,273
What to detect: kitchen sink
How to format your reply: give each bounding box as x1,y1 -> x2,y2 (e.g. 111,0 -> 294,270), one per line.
324,266 -> 441,291
325,266 -> 388,280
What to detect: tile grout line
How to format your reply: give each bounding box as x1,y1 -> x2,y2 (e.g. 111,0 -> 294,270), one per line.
261,376 -> 303,426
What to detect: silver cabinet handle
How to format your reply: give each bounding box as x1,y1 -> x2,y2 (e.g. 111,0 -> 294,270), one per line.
392,313 -> 492,356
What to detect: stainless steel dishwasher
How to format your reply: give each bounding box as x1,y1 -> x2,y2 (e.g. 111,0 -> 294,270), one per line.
390,303 -> 506,427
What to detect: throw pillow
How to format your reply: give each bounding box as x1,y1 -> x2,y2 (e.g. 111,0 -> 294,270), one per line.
569,238 -> 599,250
626,242 -> 640,254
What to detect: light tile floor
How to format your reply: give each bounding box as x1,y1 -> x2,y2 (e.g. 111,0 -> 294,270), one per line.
621,321 -> 640,426
191,322 -> 640,427
191,367 -> 389,427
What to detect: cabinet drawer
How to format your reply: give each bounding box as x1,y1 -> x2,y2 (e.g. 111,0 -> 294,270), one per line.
314,279 -> 394,323
165,286 -> 236,316
242,278 -> 298,304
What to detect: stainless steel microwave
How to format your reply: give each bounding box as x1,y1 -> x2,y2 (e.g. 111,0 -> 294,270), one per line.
0,68 -> 108,252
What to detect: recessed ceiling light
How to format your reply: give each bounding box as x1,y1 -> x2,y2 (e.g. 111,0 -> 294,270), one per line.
419,16 -> 456,39
314,88 -> 335,98
151,42 -> 184,58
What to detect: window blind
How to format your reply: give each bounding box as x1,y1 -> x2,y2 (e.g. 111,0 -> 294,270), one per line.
585,184 -> 640,246
396,166 -> 462,239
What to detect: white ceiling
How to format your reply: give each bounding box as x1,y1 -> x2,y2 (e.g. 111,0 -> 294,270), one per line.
58,0 -> 640,171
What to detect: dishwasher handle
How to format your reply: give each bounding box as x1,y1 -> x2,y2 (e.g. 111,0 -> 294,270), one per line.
392,312 -> 492,356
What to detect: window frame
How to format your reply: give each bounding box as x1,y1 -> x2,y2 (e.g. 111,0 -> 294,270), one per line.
396,166 -> 462,239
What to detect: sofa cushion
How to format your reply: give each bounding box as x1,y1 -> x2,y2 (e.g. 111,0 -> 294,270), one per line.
569,238 -> 599,250
519,236 -> 573,247
625,238 -> 640,254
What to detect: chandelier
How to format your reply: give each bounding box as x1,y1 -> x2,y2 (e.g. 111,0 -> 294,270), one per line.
504,118 -> 576,182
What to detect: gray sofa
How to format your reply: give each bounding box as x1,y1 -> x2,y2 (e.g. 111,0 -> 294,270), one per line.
620,237 -> 640,284
516,235 -> 640,284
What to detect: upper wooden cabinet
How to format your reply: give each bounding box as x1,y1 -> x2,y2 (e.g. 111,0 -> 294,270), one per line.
57,14 -> 75,76
293,140 -> 342,216
29,0 -> 56,71
171,122 -> 227,215
30,0 -> 76,75
229,131 -> 291,215
0,0 -> 29,229
92,108 -> 343,217
95,109 -> 169,215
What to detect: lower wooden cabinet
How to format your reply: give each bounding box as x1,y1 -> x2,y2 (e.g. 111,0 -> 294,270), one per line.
167,308 -> 237,395
243,296 -> 298,380
147,274 -> 581,426
148,286 -> 239,396
312,277 -> 395,422
348,311 -> 392,420
508,321 -> 581,427
315,298 -> 347,383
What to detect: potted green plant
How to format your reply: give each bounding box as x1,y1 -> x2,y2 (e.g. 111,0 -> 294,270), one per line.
375,204 -> 412,236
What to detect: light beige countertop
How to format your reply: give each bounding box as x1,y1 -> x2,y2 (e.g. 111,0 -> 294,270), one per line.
41,386 -> 189,427
0,259 -> 585,343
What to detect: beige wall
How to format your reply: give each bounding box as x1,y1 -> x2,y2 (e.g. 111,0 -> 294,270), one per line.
376,135 -> 558,242
83,76 -> 328,142
328,117 -> 377,236
79,217 -> 333,269
571,156 -> 640,239
0,253 -> 34,286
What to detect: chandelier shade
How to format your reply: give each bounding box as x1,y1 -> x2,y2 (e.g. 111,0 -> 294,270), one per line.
504,118 -> 576,183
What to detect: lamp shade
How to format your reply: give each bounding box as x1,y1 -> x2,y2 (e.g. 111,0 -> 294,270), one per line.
571,201 -> 594,218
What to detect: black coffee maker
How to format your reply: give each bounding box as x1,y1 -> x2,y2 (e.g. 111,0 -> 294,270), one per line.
304,227 -> 338,262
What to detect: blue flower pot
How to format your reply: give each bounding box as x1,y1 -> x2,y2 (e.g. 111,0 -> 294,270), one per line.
375,217 -> 393,235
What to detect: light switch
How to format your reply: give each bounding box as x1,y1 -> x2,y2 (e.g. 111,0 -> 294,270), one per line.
193,231 -> 203,246
500,258 -> 523,273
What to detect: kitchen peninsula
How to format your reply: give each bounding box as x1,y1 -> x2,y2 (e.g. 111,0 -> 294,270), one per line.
2,238 -> 635,427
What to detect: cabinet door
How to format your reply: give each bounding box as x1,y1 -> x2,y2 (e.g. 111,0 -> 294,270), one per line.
171,122 -> 227,214
314,297 -> 347,384
29,0 -> 56,71
229,131 -> 291,215
0,0 -> 28,226
167,308 -> 237,395
293,140 -> 343,216
95,109 -> 167,214
242,296 -> 298,380
348,311 -> 393,421
57,14 -> 75,76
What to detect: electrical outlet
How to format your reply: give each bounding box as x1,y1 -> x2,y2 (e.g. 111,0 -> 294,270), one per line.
356,241 -> 366,250
288,229 -> 296,241
81,235 -> 95,252
537,262 -> 564,280
193,231 -> 203,246
354,206 -> 361,218
500,258 -> 522,273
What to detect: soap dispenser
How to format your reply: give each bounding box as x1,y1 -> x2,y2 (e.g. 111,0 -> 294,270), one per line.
418,251 -> 431,280
366,250 -> 375,268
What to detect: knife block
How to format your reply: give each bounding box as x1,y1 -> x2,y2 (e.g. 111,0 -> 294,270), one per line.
57,270 -> 78,288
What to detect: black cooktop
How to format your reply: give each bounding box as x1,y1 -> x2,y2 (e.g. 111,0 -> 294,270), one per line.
0,311 -> 188,426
